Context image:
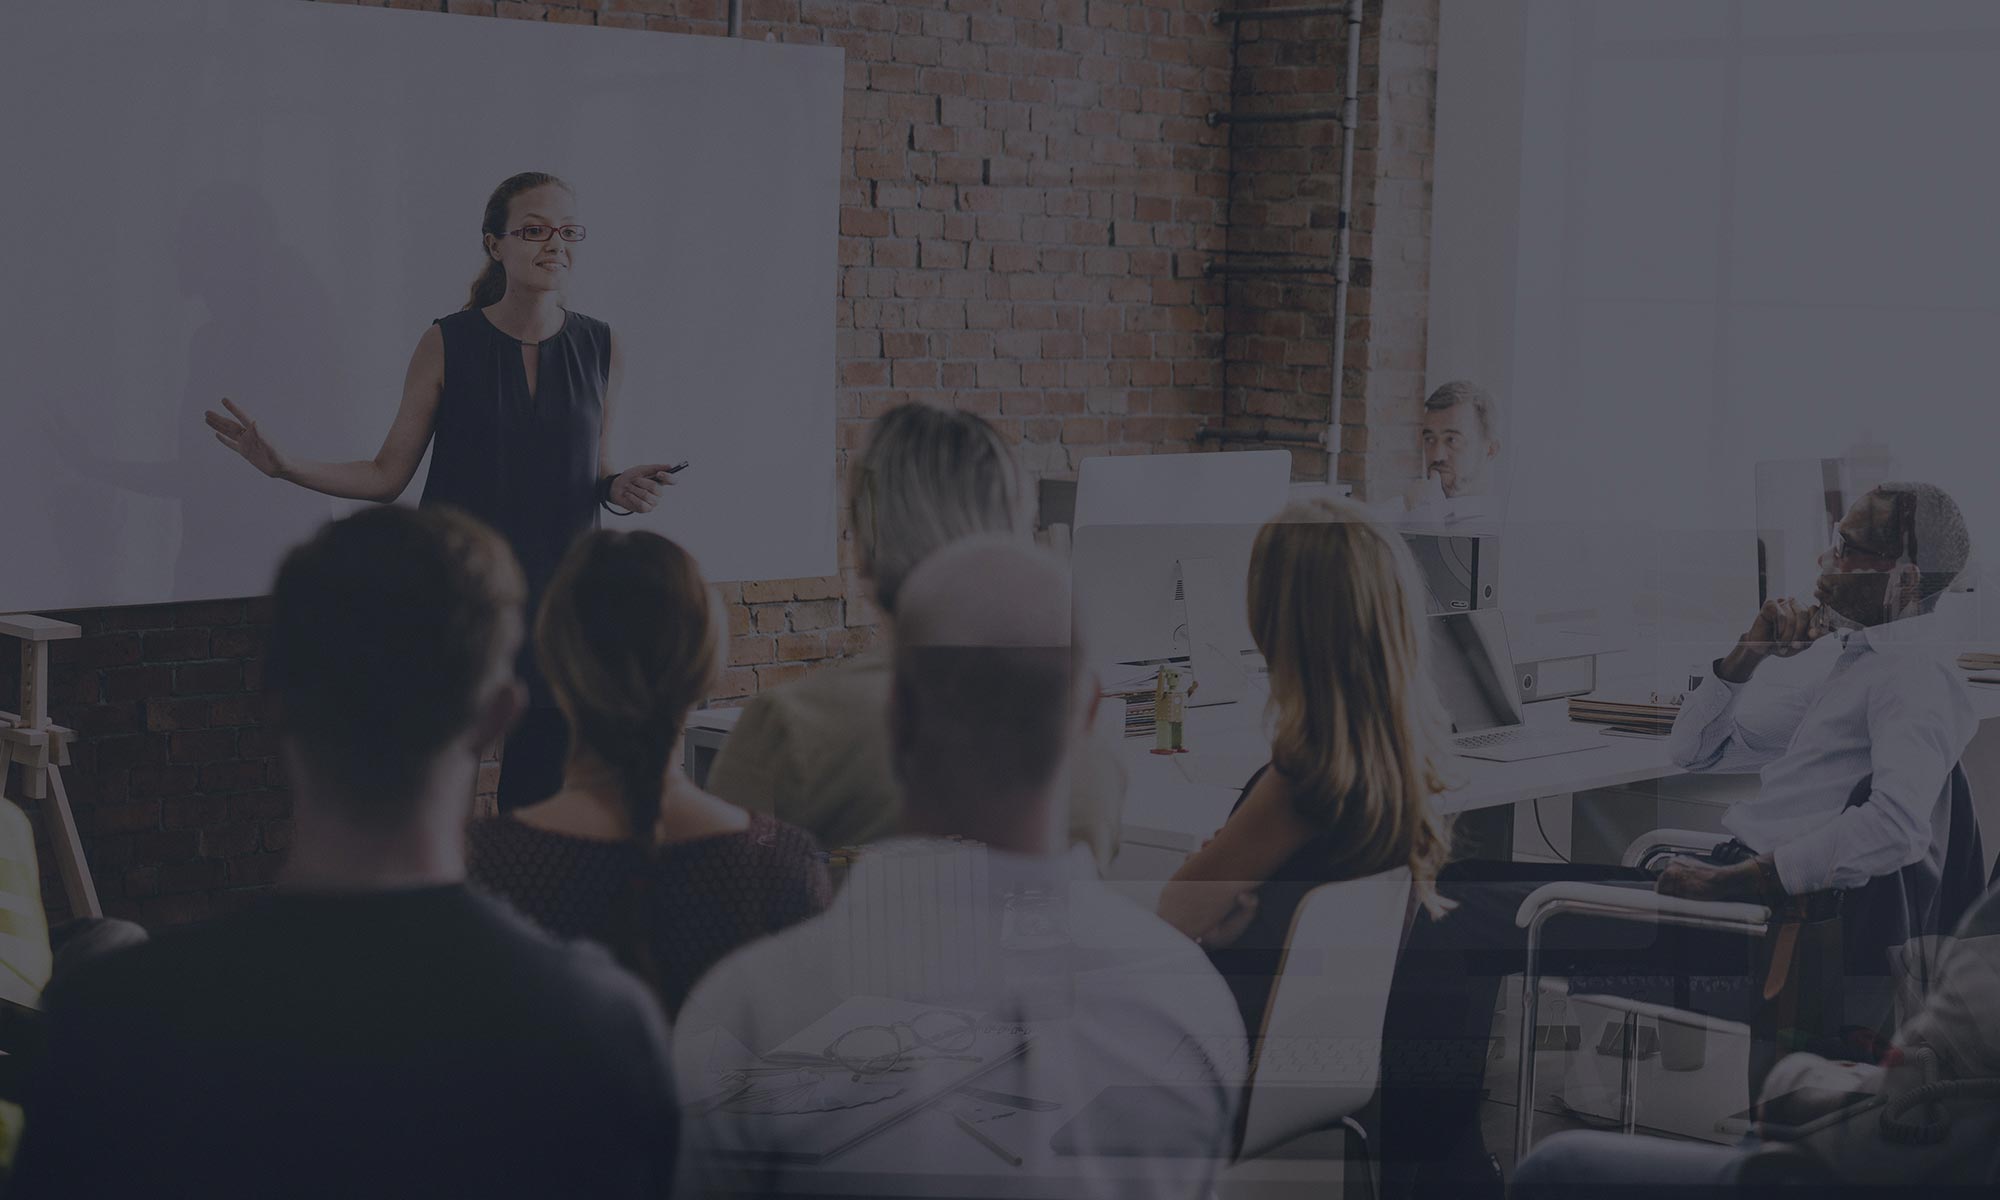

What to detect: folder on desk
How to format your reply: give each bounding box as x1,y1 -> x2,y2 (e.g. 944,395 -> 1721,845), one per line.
1567,696 -> 1680,736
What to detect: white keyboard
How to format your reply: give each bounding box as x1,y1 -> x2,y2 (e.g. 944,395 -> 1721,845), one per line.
1453,726 -> 1608,762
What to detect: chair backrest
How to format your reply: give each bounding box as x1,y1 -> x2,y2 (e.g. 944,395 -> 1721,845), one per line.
1236,867 -> 1411,1161
1839,765 -> 1984,974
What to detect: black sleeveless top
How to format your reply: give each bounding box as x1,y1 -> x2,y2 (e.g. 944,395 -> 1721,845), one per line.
1206,764 -> 1354,1039
422,307 -> 609,707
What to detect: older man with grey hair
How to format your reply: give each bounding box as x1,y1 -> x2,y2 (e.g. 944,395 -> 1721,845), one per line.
674,537 -> 1244,1199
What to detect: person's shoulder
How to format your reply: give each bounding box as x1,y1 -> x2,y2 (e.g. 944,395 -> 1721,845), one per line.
432,308 -> 482,333
564,309 -> 612,340
742,812 -> 827,862
463,889 -> 660,1022
735,658 -> 886,745
464,813 -> 547,862
1069,881 -> 1234,988
784,654 -> 887,704
678,908 -> 821,1024
1067,885 -> 1248,1044
1868,640 -> 1972,702
463,815 -> 558,893
42,908 -> 260,1017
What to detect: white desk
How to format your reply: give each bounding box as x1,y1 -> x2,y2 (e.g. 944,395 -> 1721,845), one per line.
1114,677 -> 2000,867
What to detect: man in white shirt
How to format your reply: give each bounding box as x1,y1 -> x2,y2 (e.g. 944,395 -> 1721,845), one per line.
1658,480 -> 1976,903
674,537 -> 1245,1198
1378,483 -> 1979,1199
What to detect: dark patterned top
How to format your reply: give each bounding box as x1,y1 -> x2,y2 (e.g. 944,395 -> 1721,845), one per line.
467,812 -> 831,1017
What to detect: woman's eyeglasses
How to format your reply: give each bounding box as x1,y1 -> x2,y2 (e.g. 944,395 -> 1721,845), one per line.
499,224 -> 586,243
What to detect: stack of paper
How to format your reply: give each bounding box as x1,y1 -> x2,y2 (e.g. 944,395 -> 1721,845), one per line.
1568,695 -> 1680,736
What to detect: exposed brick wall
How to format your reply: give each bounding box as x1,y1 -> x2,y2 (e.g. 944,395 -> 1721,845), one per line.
1205,0 -> 1436,495
1,604 -> 287,930
9,0 -> 1437,928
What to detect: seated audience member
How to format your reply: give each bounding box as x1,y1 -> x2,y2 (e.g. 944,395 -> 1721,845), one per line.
674,538 -> 1244,1198
1157,497 -> 1454,1039
13,507 -> 679,1199
705,401 -> 1126,871
1377,482 -> 1981,1199
469,530 -> 829,1017
1403,379 -> 1503,518
1511,879 -> 2000,1197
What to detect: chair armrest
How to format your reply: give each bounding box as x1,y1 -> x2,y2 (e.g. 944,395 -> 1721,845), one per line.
1514,881 -> 1770,932
1620,828 -> 1732,870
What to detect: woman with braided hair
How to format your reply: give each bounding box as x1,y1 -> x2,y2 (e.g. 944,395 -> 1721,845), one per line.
467,529 -> 829,1016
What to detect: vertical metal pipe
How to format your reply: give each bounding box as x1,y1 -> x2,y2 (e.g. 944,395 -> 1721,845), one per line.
1324,0 -> 1364,481
728,0 -> 743,37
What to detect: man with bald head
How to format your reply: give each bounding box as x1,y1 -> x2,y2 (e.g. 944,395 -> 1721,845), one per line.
674,537 -> 1244,1197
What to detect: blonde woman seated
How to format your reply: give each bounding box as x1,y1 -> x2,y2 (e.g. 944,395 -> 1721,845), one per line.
469,531 -> 829,1018
1158,497 -> 1452,1038
704,402 -> 1126,871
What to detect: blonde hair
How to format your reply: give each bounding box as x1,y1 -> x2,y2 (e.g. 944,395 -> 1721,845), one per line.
1249,497 -> 1454,915
850,403 -> 1024,615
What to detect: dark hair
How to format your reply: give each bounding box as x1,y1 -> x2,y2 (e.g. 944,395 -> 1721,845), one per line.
463,171 -> 573,311
267,506 -> 525,822
535,530 -> 717,995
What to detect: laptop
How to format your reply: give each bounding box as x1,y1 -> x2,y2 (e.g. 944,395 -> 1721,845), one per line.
1427,610 -> 1606,762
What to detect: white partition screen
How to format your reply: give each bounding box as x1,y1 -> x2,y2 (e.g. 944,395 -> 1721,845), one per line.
0,0 -> 843,611
1431,0 -> 1999,651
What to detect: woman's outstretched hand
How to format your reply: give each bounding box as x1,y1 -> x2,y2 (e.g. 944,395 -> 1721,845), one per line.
205,398 -> 289,479
608,463 -> 679,514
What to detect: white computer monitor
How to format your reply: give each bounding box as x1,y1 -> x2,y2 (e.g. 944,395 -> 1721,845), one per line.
1071,522 -> 1261,680
1073,449 -> 1291,528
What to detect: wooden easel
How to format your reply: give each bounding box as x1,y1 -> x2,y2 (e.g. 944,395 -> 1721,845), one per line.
0,615 -> 99,918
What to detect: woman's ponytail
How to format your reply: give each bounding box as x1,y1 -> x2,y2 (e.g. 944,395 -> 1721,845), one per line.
464,259 -> 508,312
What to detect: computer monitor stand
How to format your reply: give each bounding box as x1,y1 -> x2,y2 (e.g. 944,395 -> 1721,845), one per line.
1178,557 -> 1247,707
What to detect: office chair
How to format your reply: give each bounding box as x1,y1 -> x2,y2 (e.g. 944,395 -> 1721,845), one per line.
1511,767 -> 1983,1161
1217,868 -> 1412,1200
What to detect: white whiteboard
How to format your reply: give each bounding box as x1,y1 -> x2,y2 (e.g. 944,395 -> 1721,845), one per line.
0,0 -> 843,611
